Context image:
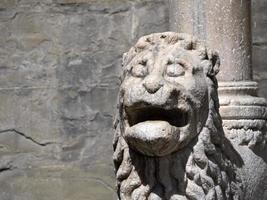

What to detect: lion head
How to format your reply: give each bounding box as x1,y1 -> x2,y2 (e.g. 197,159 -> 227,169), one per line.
113,32 -> 243,200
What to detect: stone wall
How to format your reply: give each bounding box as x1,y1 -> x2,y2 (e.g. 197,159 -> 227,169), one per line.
0,0 -> 169,199
0,0 -> 265,199
252,0 -> 267,100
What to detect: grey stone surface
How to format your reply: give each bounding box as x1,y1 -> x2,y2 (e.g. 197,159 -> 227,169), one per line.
252,0 -> 267,100
0,0 -> 266,199
169,0 -> 252,82
168,1 -> 267,200
0,0 -> 169,199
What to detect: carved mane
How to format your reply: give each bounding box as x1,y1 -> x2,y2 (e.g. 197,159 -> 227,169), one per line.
113,33 -> 243,200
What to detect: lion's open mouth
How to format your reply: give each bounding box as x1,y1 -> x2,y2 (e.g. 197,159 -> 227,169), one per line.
126,106 -> 189,128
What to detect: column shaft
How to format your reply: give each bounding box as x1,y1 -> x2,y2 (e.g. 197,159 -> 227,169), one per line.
169,0 -> 252,82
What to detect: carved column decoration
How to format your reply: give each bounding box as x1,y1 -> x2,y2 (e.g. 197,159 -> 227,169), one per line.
169,0 -> 267,147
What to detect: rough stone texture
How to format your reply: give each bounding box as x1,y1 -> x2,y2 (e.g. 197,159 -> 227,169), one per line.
0,0 -> 169,199
169,0 -> 252,82
169,0 -> 267,101
114,32 -> 243,199
168,0 -> 267,148
252,0 -> 267,101
0,0 -> 266,199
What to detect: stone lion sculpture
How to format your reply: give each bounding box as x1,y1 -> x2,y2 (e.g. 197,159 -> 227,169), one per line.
113,32 -> 243,200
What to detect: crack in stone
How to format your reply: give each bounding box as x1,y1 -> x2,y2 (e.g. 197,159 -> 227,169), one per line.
0,129 -> 57,147
86,177 -> 115,193
0,166 -> 13,173
253,41 -> 267,47
0,161 -> 16,174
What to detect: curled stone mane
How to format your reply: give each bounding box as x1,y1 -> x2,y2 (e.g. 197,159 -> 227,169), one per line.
113,32 -> 243,200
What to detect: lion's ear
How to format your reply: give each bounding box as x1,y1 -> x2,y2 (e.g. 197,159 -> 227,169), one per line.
207,50 -> 220,77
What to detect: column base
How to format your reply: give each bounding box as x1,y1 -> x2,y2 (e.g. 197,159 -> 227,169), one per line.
219,81 -> 267,148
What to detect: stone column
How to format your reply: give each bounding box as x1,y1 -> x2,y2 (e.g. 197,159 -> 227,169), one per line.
169,0 -> 266,148
169,1 -> 267,199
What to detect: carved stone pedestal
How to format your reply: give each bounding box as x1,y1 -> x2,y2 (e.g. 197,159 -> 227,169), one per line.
219,81 -> 267,148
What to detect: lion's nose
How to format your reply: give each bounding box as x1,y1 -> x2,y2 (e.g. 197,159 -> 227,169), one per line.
143,75 -> 163,94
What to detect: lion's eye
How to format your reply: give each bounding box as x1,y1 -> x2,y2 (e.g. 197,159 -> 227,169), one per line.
131,64 -> 148,78
166,63 -> 185,77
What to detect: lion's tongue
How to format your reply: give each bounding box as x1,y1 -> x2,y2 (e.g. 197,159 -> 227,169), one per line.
126,120 -> 176,141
